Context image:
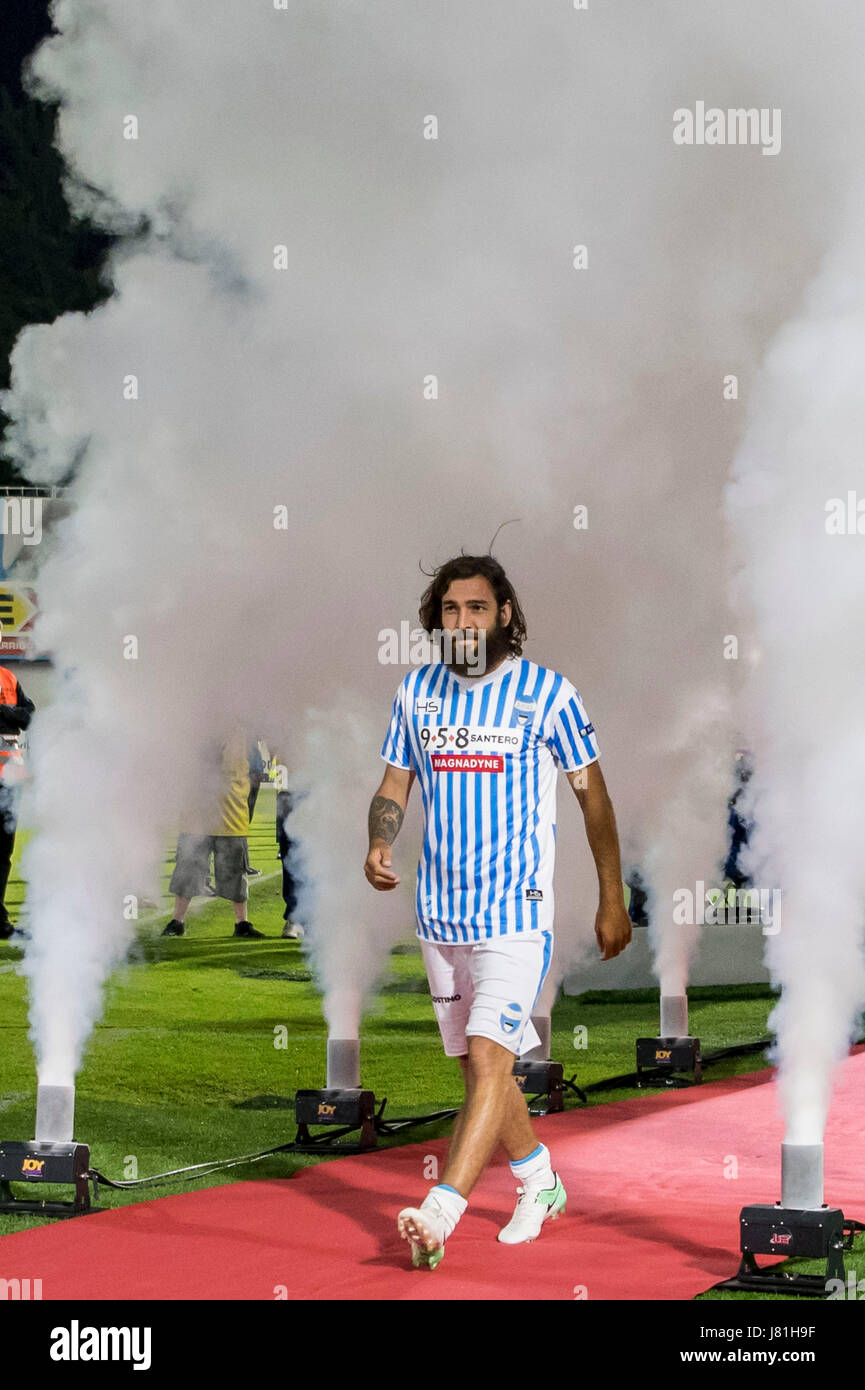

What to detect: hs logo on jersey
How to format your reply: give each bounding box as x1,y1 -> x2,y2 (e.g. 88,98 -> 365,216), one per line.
525,888 -> 543,901
415,699 -> 440,714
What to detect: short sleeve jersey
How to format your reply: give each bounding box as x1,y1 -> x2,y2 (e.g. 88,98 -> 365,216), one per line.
380,656 -> 599,943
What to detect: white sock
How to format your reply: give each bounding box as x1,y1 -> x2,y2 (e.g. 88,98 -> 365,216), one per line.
509,1142 -> 554,1188
423,1184 -> 467,1237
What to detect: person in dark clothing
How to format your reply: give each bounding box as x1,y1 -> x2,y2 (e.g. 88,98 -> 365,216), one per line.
0,665 -> 35,938
276,786 -> 302,939
625,867 -> 649,927
243,738 -> 267,878
724,751 -> 753,890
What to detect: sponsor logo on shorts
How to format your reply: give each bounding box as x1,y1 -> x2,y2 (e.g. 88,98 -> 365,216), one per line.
431,754 -> 503,772
499,1001 -> 523,1034
431,994 -> 461,1003
525,888 -> 543,901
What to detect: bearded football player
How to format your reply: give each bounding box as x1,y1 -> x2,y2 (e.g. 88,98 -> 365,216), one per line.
364,554 -> 632,1270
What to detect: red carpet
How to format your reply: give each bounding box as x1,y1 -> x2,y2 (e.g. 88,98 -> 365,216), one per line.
3,1050 -> 863,1300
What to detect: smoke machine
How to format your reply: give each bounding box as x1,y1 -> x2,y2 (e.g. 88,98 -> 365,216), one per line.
513,1014 -> 563,1113
636,994 -> 702,1085
512,1014 -> 587,1113
294,1039 -> 379,1151
512,1059 -> 564,1113
0,1085 -> 100,1219
715,1142 -> 864,1296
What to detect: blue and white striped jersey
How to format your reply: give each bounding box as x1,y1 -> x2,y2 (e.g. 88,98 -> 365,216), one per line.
380,656 -> 599,944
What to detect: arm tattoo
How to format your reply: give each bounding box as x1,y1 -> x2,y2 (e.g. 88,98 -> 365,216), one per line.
369,795 -> 404,847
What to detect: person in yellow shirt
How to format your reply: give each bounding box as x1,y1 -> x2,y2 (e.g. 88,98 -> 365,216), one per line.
162,729 -> 266,938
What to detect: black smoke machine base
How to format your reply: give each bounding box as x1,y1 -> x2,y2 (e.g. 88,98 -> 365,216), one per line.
513,1060 -> 564,1114
635,1036 -> 702,1086
0,1140 -> 99,1219
293,1089 -> 380,1152
512,1058 -> 587,1113
714,1204 -> 864,1297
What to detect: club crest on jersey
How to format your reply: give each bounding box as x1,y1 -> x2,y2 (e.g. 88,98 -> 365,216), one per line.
513,699 -> 536,726
500,1001 -> 523,1034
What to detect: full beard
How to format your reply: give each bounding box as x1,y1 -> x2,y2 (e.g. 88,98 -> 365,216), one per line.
442,619 -> 512,678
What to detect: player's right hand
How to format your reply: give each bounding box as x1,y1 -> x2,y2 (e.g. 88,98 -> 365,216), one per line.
364,846 -> 400,890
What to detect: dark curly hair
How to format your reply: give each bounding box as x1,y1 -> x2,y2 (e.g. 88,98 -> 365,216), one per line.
418,554 -> 527,657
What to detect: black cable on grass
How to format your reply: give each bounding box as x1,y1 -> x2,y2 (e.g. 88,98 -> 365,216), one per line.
88,1107 -> 460,1192
89,1140 -> 298,1192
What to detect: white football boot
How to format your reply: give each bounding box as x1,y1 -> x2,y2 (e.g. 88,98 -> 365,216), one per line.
498,1172 -> 566,1244
397,1193 -> 450,1271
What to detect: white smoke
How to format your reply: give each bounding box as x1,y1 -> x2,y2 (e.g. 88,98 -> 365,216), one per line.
287,700 -> 418,1039
2,0 -> 864,1085
643,686 -> 733,998
725,185 -> 865,1144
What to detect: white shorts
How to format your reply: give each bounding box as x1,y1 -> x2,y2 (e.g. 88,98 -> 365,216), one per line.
420,931 -> 553,1058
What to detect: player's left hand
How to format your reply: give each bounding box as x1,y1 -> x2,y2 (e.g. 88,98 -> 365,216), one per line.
594,900 -> 632,961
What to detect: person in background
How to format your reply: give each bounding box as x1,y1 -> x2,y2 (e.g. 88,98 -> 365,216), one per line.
623,868 -> 648,926
723,749 -> 755,922
724,750 -> 753,890
162,728 -> 266,939
623,751 -> 754,935
243,737 -> 268,879
277,783 -> 302,939
0,655 -> 34,939
268,750 -> 302,939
